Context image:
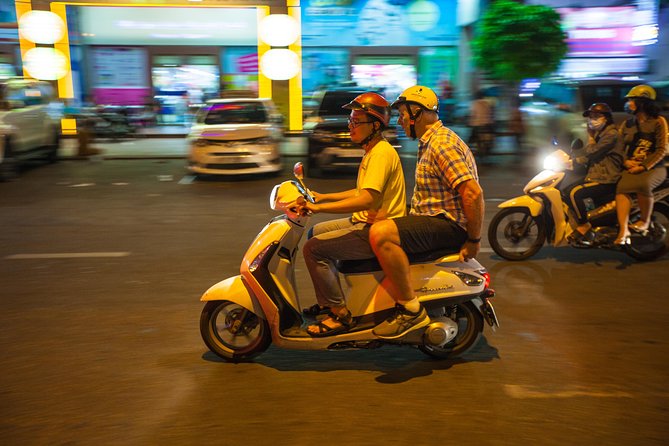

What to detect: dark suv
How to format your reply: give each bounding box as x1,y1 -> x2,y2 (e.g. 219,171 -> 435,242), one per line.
304,88 -> 399,176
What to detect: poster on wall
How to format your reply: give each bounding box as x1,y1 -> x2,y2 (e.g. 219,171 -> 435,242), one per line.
301,0 -> 457,47
90,47 -> 150,105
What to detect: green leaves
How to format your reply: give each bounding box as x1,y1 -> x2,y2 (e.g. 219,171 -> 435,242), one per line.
472,0 -> 568,82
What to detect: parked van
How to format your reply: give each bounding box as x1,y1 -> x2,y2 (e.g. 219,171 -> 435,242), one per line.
0,78 -> 62,181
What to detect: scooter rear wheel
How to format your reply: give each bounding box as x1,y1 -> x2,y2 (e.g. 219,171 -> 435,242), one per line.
419,301 -> 484,359
625,204 -> 669,261
200,300 -> 271,362
488,207 -> 546,260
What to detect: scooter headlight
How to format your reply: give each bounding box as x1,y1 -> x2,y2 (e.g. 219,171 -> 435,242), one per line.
542,150 -> 572,171
249,244 -> 273,272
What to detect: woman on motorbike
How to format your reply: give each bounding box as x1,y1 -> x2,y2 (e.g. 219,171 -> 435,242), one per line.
565,103 -> 625,246
614,85 -> 668,246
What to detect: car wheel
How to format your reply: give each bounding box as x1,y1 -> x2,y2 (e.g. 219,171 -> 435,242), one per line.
0,138 -> 20,182
46,130 -> 60,164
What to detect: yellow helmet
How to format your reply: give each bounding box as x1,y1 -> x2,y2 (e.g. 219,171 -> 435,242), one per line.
391,85 -> 439,112
625,84 -> 656,100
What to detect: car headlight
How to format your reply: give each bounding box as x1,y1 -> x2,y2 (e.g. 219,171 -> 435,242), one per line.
193,138 -> 208,147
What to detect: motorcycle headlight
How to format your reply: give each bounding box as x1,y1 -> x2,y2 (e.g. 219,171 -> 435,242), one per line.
542,150 -> 571,171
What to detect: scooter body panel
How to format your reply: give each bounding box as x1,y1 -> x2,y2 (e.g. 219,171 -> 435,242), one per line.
497,195 -> 543,217
200,275 -> 266,318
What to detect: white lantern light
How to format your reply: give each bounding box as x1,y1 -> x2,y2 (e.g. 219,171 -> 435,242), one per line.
24,48 -> 69,80
259,14 -> 299,47
19,10 -> 66,44
260,49 -> 299,80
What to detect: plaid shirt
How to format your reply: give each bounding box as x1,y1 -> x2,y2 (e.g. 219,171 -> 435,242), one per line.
410,121 -> 479,228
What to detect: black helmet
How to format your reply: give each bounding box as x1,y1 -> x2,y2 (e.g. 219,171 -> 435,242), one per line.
582,103 -> 613,117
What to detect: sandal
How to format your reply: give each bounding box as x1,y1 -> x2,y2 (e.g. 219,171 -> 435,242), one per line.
307,310 -> 355,338
302,303 -> 331,317
629,221 -> 649,235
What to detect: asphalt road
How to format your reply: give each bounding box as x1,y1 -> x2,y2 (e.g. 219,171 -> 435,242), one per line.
1,156 -> 668,445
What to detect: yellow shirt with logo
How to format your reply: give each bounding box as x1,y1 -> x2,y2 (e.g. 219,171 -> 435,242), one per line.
351,140 -> 406,224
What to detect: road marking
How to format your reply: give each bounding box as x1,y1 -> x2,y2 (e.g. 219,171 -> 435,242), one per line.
178,175 -> 197,185
5,252 -> 131,259
505,384 -> 632,399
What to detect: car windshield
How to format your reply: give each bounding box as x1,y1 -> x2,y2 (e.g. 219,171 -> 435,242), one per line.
201,102 -> 267,124
580,85 -> 629,112
318,92 -> 363,116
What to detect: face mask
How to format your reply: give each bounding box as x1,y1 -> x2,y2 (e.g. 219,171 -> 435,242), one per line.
588,116 -> 606,131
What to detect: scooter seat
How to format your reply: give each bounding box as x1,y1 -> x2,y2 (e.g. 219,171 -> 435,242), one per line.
337,247 -> 460,274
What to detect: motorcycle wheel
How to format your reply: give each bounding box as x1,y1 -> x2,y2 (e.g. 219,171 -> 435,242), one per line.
200,300 -> 271,362
488,207 -> 546,260
626,204 -> 669,261
419,301 -> 484,359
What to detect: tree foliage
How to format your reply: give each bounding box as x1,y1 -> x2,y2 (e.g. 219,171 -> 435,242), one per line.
472,0 -> 568,82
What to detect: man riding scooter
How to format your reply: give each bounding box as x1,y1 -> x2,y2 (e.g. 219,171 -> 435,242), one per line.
297,92 -> 406,337
369,85 -> 485,339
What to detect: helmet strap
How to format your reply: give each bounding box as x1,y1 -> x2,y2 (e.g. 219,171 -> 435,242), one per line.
359,123 -> 383,148
405,105 -> 422,139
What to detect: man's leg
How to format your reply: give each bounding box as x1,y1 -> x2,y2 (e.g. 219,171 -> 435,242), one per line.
369,218 -> 429,339
302,221 -> 374,336
368,219 -> 413,304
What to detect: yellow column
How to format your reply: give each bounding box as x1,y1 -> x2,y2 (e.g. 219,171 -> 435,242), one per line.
287,2 -> 303,132
14,0 -> 35,79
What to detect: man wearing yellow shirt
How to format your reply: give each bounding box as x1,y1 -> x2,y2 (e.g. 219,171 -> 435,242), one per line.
299,92 -> 406,337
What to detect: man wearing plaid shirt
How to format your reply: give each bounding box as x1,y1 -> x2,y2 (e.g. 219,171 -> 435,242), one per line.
369,85 -> 485,339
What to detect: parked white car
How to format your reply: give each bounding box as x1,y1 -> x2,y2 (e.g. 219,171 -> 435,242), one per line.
0,78 -> 62,181
187,97 -> 284,176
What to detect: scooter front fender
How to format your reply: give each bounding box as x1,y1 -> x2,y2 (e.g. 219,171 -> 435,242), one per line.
497,195 -> 543,217
200,275 -> 266,319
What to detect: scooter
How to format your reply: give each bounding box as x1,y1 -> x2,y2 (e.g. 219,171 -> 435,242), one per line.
488,142 -> 669,261
200,163 -> 499,362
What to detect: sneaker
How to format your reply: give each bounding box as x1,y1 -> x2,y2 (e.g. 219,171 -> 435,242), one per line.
372,304 -> 430,340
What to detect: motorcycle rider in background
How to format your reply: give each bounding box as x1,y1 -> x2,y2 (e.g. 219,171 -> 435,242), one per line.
563,103 -> 624,247
614,85 -> 668,245
369,85 -> 484,340
298,92 -> 407,337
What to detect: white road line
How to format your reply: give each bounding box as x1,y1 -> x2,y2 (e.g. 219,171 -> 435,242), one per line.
5,252 -> 131,260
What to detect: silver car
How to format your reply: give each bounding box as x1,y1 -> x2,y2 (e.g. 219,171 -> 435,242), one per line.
187,97 -> 283,176
520,78 -> 640,165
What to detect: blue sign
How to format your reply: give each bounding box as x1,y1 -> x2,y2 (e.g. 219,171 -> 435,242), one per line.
301,0 -> 458,47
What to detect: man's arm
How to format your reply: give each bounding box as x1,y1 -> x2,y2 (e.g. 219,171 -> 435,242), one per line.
314,189 -> 358,203
457,178 -> 484,261
308,189 -> 379,214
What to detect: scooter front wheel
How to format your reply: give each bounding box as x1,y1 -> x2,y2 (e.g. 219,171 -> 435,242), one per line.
419,302 -> 484,359
200,300 -> 271,362
488,207 -> 546,260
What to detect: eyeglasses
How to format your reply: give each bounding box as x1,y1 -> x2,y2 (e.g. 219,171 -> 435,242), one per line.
347,117 -> 375,128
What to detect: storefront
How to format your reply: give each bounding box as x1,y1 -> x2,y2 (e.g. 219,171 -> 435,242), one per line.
300,0 -> 460,102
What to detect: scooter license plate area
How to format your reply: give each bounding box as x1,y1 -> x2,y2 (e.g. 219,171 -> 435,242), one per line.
482,299 -> 499,331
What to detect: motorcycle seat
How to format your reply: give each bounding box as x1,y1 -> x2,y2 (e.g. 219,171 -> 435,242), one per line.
337,247 -> 461,274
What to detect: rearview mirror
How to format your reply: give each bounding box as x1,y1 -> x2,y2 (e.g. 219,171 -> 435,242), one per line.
293,162 -> 304,180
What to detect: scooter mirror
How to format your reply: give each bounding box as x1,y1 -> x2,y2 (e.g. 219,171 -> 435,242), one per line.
571,138 -> 584,152
293,162 -> 304,180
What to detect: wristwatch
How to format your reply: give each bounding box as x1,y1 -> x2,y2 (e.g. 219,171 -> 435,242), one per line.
467,237 -> 481,243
